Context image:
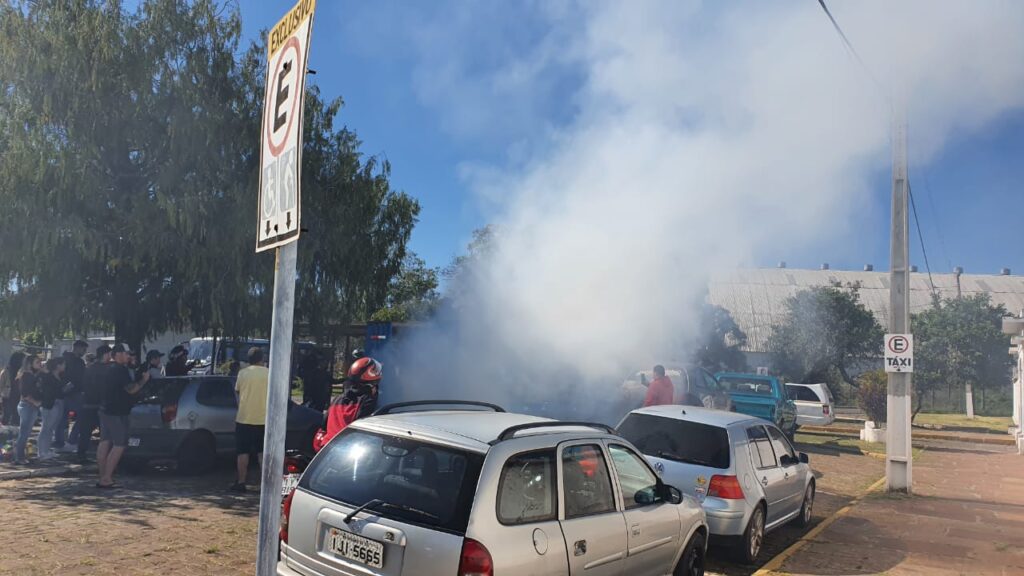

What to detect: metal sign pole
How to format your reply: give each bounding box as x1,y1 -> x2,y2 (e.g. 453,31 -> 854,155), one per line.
256,241 -> 298,575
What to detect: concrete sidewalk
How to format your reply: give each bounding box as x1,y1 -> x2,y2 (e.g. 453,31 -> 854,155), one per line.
770,443 -> 1024,575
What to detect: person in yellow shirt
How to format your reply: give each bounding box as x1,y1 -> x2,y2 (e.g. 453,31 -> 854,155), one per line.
230,347 -> 269,492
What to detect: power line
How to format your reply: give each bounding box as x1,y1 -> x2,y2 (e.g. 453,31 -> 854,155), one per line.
919,166 -> 953,271
908,180 -> 938,301
815,0 -> 888,99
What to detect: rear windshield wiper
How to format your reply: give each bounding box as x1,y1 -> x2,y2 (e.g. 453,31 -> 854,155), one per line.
344,499 -> 383,524
377,502 -> 439,521
343,499 -> 439,524
656,451 -> 714,467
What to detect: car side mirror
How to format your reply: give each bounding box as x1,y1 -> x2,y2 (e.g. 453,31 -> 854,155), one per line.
656,482 -> 683,505
799,452 -> 809,464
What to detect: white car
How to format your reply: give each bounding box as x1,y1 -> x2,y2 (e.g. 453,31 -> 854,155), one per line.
279,400 -> 709,576
784,383 -> 835,427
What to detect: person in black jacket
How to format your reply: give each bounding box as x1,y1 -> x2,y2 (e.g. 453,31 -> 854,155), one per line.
14,355 -> 42,464
56,340 -> 88,451
36,357 -> 67,461
74,345 -> 111,464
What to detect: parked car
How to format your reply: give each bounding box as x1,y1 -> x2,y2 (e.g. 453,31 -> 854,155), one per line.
714,373 -> 797,437
126,376 -> 323,473
279,400 -> 709,576
785,383 -> 835,427
621,364 -> 733,411
617,405 -> 814,564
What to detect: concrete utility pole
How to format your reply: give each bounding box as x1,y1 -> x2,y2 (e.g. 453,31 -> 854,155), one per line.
886,108 -> 913,493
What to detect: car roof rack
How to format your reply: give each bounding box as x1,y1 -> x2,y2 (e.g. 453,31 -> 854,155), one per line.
371,400 -> 507,417
491,421 -> 616,445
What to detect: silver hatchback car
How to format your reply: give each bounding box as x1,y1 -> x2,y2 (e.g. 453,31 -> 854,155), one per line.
279,401 -> 709,576
617,406 -> 814,564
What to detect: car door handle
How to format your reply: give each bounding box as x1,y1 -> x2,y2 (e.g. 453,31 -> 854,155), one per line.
761,476 -> 769,487
784,472 -> 790,479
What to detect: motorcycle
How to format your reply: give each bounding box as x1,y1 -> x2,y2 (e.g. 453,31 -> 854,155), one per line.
281,449 -> 310,499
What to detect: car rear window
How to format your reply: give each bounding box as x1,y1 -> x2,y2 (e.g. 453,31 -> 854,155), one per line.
135,378 -> 188,406
299,429 -> 485,535
719,376 -> 775,396
786,385 -> 821,402
617,413 -> 730,469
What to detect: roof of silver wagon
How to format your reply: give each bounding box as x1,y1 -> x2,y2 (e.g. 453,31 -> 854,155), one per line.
352,410 -> 568,452
627,404 -> 760,428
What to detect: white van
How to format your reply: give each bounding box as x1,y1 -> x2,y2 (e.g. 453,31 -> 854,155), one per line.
784,383 -> 835,427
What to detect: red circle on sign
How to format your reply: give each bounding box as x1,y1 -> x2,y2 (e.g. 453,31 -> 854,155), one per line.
887,335 -> 908,354
264,36 -> 303,158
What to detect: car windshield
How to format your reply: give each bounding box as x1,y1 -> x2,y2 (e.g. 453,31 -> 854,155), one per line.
718,376 -> 775,396
617,413 -> 730,469
188,340 -> 212,363
135,378 -> 188,406
299,429 -> 485,534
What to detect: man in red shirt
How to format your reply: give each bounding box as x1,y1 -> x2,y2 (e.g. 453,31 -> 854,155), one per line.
643,365 -> 675,407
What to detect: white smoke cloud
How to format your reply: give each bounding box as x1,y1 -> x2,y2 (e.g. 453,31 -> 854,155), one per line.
368,1 -> 1024,411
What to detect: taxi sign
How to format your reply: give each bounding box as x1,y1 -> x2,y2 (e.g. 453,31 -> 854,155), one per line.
256,0 -> 317,252
884,333 -> 913,373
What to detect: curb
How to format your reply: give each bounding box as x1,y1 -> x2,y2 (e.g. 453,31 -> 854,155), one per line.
0,462 -> 96,481
798,426 -> 1015,446
751,475 -> 887,576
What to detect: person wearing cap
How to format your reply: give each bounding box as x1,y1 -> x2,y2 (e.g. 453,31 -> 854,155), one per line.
145,350 -> 164,379
230,347 -> 269,492
97,344 -> 149,488
57,339 -> 89,452
75,344 -> 111,464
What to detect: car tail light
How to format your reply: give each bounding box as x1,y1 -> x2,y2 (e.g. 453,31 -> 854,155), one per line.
708,475 -> 745,499
458,538 -> 493,576
822,405 -> 830,415
161,403 -> 178,423
284,459 -> 301,475
280,490 -> 295,543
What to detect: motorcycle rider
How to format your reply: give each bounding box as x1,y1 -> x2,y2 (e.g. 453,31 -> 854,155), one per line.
313,357 -> 382,451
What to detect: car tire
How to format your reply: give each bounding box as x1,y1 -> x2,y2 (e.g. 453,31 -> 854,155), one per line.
795,481 -> 815,528
674,530 -> 706,576
176,431 -> 217,475
736,503 -> 765,564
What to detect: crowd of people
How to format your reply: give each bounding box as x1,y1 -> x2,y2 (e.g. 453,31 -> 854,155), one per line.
0,339 -> 385,493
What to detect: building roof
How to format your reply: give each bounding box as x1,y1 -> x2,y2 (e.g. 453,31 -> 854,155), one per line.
709,268 -> 1024,353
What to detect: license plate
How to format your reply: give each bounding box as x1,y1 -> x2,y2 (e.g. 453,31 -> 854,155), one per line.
281,474 -> 300,497
328,527 -> 384,569
127,437 -> 141,447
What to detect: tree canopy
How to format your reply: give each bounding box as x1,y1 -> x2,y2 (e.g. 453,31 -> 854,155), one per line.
769,282 -> 883,387
0,0 -> 418,350
912,294 -> 1012,417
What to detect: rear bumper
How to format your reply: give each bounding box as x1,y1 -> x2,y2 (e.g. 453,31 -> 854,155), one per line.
795,413 -> 836,427
701,498 -> 750,536
124,429 -> 190,460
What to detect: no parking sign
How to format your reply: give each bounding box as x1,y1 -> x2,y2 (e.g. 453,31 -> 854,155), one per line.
884,333 -> 914,373
256,0 -> 317,252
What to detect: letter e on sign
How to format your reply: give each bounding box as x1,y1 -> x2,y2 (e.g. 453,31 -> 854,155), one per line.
884,334 -> 914,373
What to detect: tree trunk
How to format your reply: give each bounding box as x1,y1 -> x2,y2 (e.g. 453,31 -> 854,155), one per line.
965,382 -> 976,419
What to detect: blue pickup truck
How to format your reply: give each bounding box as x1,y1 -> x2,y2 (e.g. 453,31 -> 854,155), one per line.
715,372 -> 799,437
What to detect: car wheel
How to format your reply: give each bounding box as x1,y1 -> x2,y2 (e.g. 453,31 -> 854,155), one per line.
796,481 -> 815,528
674,531 -> 706,576
176,431 -> 217,475
736,504 -> 765,564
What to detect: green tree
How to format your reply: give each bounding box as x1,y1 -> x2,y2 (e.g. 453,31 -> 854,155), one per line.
0,1 -> 420,349
692,302 -> 748,372
370,253 -> 440,322
912,294 -> 1012,418
769,283 -> 883,388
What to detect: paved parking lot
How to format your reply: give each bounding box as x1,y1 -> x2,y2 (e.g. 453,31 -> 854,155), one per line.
0,437 -> 887,576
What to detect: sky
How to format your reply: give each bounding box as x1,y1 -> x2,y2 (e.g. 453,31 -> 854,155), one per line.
236,0 -> 1024,278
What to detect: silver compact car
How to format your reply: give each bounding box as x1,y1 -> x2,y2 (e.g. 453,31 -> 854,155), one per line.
617,406 -> 814,564
279,400 -> 709,576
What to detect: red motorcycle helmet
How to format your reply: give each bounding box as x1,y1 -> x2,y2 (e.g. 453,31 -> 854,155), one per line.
347,357 -> 382,383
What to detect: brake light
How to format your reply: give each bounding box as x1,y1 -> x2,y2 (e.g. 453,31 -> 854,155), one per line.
284,459 -> 301,474
161,404 -> 178,423
822,405 -> 830,415
708,475 -> 745,499
458,538 -> 493,576
280,490 -> 295,543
